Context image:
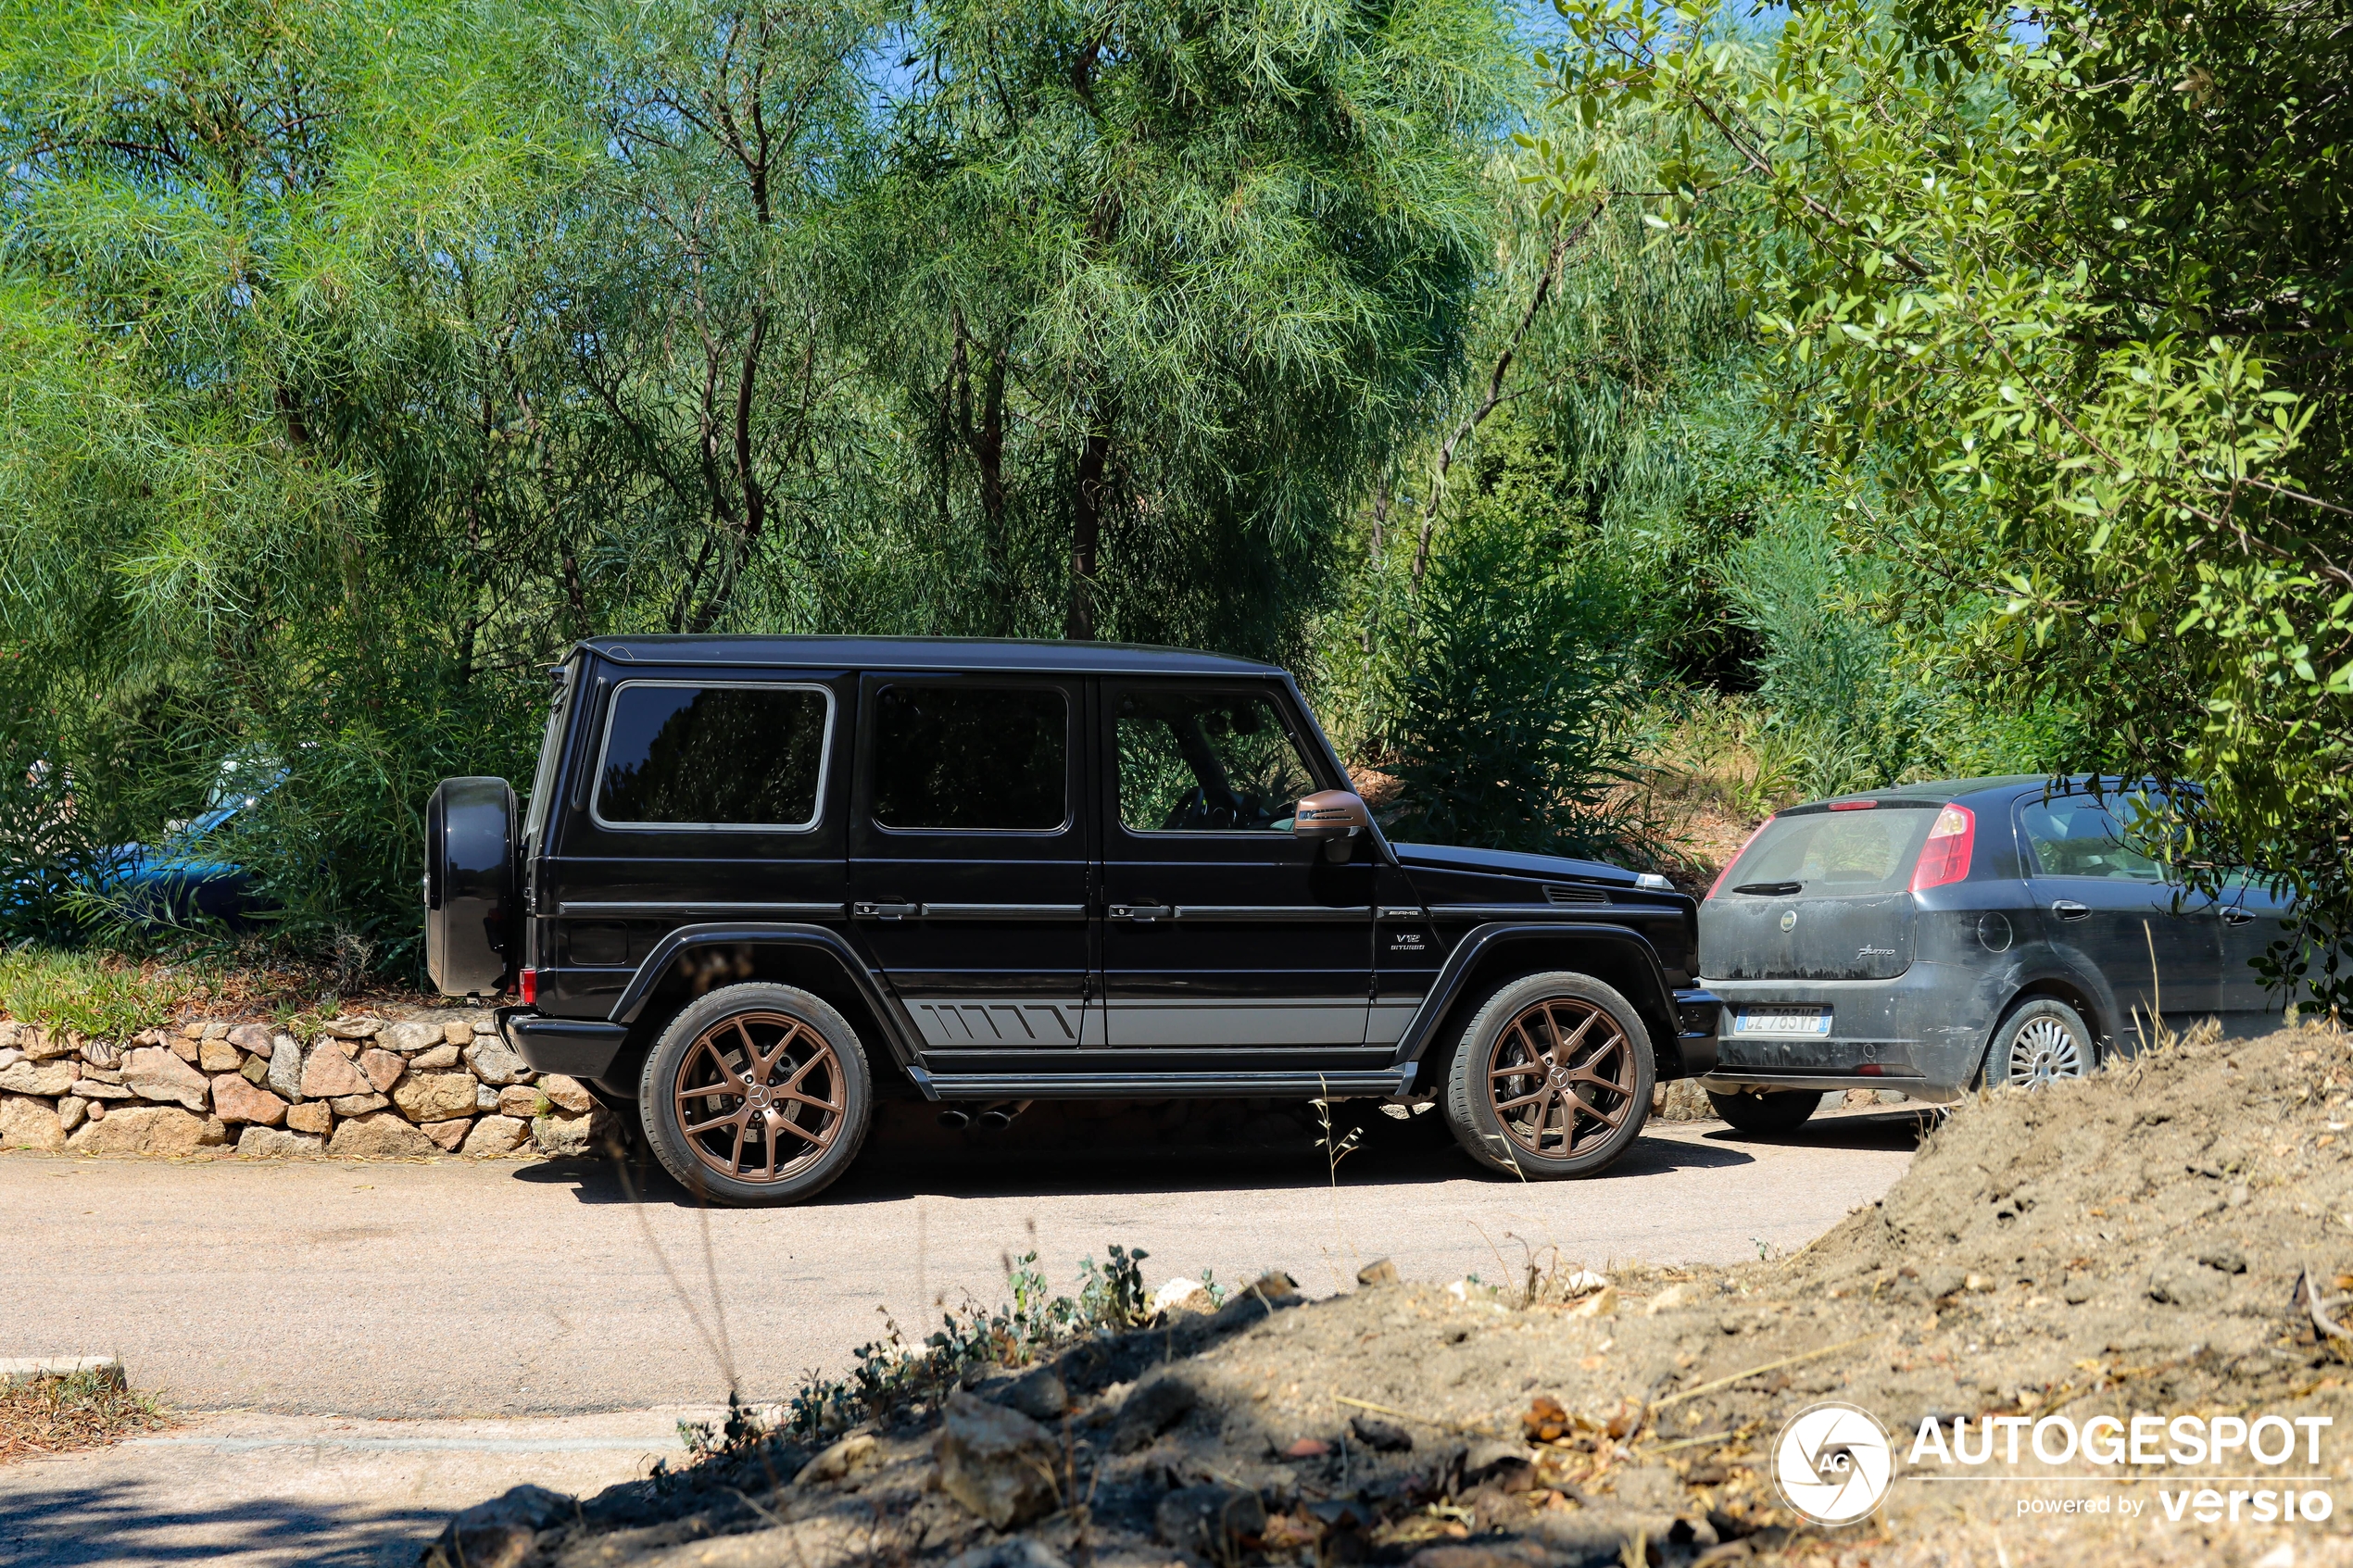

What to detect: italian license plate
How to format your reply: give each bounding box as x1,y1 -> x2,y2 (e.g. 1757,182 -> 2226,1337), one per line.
1732,1007 -> 1832,1038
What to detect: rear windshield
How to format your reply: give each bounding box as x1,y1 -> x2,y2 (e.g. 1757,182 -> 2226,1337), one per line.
1719,804 -> 1944,897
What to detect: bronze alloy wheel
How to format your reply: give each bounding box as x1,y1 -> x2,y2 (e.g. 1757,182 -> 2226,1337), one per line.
672,1010 -> 846,1185
1485,996 -> 1640,1161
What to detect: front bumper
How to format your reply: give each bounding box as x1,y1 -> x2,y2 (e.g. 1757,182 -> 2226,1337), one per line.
1696,964 -> 1996,1103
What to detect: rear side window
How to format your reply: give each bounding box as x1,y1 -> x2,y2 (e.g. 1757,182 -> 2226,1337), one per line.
2020,796 -> 2167,881
1722,806 -> 1943,896
871,685 -> 1066,832
596,683 -> 830,829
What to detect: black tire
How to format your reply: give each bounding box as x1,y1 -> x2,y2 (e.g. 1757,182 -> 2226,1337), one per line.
1982,996 -> 2094,1089
1442,971 -> 1655,1178
1706,1087 -> 1820,1133
637,983 -> 873,1207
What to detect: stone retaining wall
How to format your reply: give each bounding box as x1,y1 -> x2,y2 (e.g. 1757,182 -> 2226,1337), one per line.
0,1011 -> 615,1160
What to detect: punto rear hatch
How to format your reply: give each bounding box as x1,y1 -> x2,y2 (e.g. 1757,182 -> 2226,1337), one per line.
1701,798 -> 1961,981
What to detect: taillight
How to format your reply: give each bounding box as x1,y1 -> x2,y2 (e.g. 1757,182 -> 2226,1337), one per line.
1910,804 -> 1975,892
1708,818 -> 1774,900
518,967 -> 538,1005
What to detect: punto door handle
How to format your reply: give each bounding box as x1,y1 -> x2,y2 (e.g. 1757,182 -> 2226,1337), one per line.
2051,899 -> 2092,922
2221,907 -> 2256,926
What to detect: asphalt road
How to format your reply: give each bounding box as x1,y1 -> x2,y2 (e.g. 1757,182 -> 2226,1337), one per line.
0,1098 -> 1924,1420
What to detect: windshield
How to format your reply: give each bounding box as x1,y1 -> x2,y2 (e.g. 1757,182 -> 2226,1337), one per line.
522,664 -> 573,848
1719,803 -> 1944,897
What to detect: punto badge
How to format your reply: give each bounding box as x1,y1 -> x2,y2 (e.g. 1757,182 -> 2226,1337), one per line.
1780,909 -> 1798,932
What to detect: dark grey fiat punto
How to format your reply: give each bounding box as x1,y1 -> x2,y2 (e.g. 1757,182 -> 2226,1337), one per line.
1696,776 -> 2296,1131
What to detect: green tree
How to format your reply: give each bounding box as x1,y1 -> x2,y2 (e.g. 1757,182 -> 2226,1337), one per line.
1538,0 -> 2353,1005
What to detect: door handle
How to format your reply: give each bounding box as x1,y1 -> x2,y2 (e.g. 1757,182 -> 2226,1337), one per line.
854,899 -> 920,921
2051,899 -> 2092,922
2222,907 -> 2256,926
1109,901 -> 1173,922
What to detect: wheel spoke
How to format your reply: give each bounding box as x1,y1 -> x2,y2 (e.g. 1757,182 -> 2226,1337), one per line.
679,1103 -> 748,1137
1544,1006 -> 1600,1065
1495,1086 -> 1548,1112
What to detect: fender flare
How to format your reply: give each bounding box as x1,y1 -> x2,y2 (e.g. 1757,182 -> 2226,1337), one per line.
1391,922 -> 1682,1067
1993,961 -> 2122,1056
609,922 -> 924,1071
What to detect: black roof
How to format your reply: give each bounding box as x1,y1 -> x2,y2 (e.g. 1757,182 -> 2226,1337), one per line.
576,635 -> 1284,679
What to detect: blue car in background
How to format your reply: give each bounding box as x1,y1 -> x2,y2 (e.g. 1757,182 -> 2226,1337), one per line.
89,758 -> 278,929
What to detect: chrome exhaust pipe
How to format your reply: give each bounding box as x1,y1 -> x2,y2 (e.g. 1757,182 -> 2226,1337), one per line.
976,1099 -> 1033,1131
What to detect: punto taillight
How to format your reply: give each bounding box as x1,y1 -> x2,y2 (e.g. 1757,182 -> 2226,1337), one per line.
1910,805 -> 1975,892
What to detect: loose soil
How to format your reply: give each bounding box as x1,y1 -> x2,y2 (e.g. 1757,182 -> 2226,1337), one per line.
0,1370 -> 172,1465
430,1023 -> 2353,1568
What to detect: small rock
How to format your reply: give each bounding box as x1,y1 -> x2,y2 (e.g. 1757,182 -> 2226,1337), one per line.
1963,1273 -> 1996,1294
79,1038 -> 120,1070
1251,1268 -> 1301,1298
176,1023 -> 204,1041
421,1117 -> 472,1152
84,1100 -> 106,1122
226,1022 -> 273,1053
330,1092 -> 391,1116
0,1047 -> 19,1072
358,1049 -> 407,1093
991,1365 -> 1069,1422
319,1016 -> 381,1040
0,1093 -> 66,1151
326,1111 -> 438,1159
422,1483 -> 573,1568
943,1541 -> 1070,1568
475,1084 -> 498,1112
1645,1283 -> 1697,1315
498,1085 -> 548,1119
1283,1438 -> 1330,1458
464,1035 -> 531,1085
266,1035 -> 304,1101
210,1074 -> 288,1126
795,1432 -> 878,1486
57,1097 -> 89,1133
1566,1286 -> 1617,1319
236,1125 -> 324,1159
935,1391 -> 1058,1528
1356,1257 -> 1400,1288
460,1115 -> 530,1158
1350,1413 -> 1414,1452
67,1104 -> 210,1155
394,1073 -> 479,1123
198,1039 -> 242,1073
123,1046 -> 210,1111
299,1043 -> 367,1099
73,1078 -> 132,1099
285,1101 -> 333,1135
2198,1246 -> 2248,1275
201,1116 -> 228,1146
409,1044 -> 463,1072
538,1074 -> 594,1113
0,1058 -> 79,1097
532,1109 -> 599,1157
201,1021 -> 232,1040
239,1056 -> 270,1085
168,1035 -> 201,1064
1112,1374 -> 1198,1453
382,1020 -> 444,1054
1151,1276 -> 1213,1317
1461,1438 -> 1534,1488
442,1020 -> 475,1047
1154,1485 -> 1265,1554
20,1027 -> 78,1061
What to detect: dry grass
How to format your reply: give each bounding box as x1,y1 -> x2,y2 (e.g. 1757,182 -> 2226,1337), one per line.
0,1369 -> 172,1465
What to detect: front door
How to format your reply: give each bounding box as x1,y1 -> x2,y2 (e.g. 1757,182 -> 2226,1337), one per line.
2219,872 -> 2296,1035
2017,791 -> 2222,1040
848,674 -> 1098,1053
1099,682 -> 1374,1052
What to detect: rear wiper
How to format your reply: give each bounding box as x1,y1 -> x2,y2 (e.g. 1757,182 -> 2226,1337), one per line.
1733,881 -> 1804,896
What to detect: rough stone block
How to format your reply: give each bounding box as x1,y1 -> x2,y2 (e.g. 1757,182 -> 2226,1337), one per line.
935,1393 -> 1057,1529
0,1058 -> 79,1097
409,1044 -> 462,1071
299,1043 -> 366,1099
329,1092 -> 390,1116
0,1093 -> 65,1151
123,1047 -> 210,1111
325,1111 -> 437,1159
319,1016 -> 381,1040
463,1035 -> 530,1085
236,1125 -> 325,1159
266,1034 -> 304,1101
442,1021 -> 475,1047
210,1074 -> 288,1126
537,1074 -> 594,1113
382,1020 -> 443,1054
392,1073 -> 477,1123
67,1104 -> 209,1155
421,1117 -> 472,1151
498,1085 -> 548,1120
226,1022 -> 273,1053
358,1048 -> 407,1093
461,1115 -> 531,1158
20,1027 -> 78,1061
199,1039 -> 242,1073
285,1101 -> 333,1135
57,1096 -> 88,1134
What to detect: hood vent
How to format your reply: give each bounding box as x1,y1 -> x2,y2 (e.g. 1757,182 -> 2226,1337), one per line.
1543,884 -> 1610,906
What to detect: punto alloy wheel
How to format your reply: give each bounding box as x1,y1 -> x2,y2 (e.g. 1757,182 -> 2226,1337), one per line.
1986,997 -> 2094,1090
1443,972 -> 1654,1178
640,983 -> 873,1206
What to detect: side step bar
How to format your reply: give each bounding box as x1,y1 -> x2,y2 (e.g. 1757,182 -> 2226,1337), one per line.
905,1066 -> 1417,1103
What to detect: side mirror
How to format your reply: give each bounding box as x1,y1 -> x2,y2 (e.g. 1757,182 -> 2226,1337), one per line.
1293,789 -> 1370,861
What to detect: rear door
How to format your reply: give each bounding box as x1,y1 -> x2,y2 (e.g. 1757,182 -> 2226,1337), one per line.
2219,872 -> 2296,1035
2017,791 -> 2222,1033
847,673 -> 1098,1053
1099,681 -> 1374,1051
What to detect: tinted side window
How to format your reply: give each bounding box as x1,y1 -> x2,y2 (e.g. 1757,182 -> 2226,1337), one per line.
597,684 -> 829,828
2020,797 -> 2167,881
872,686 -> 1066,831
1116,688 -> 1318,833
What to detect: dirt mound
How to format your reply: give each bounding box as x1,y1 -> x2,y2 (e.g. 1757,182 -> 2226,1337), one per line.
431,1025 -> 2353,1568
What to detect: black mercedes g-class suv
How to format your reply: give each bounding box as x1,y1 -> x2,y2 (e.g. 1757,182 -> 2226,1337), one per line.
425,637 -> 1720,1205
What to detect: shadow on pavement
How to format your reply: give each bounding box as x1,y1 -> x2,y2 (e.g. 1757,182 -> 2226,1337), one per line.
1695,1108 -> 1936,1153
0,1476 -> 437,1568
512,1094 -> 1789,1209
